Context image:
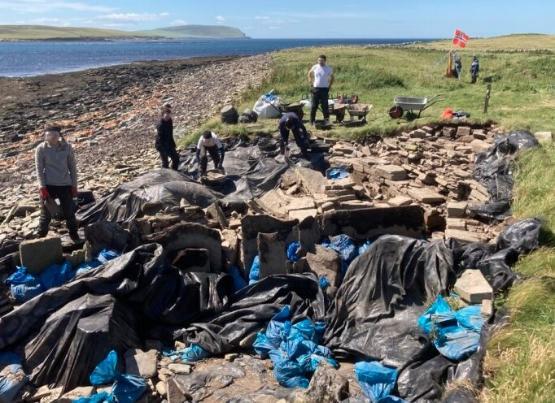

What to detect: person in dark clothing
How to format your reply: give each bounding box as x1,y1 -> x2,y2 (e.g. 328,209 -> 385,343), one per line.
155,107 -> 180,170
196,131 -> 225,176
35,126 -> 80,242
470,56 -> 480,83
308,55 -> 334,126
279,112 -> 310,158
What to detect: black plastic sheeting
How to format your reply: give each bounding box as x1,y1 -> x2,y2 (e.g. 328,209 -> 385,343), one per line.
0,217 -> 542,400
470,131 -> 538,221
77,169 -> 223,225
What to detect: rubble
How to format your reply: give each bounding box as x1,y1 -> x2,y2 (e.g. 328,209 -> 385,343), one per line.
19,237 -> 63,274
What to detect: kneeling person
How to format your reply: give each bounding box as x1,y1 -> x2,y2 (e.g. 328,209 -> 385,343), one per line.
196,131 -> 225,176
279,112 -> 309,158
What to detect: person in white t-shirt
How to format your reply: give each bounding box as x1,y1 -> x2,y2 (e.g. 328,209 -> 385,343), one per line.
195,130 -> 225,176
308,55 -> 334,126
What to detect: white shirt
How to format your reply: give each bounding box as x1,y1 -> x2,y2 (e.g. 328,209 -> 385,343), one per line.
310,64 -> 333,88
197,132 -> 222,156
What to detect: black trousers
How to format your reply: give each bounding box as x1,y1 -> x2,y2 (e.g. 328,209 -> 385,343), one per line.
38,185 -> 78,237
200,146 -> 221,174
280,129 -> 308,157
160,148 -> 180,170
310,87 -> 330,123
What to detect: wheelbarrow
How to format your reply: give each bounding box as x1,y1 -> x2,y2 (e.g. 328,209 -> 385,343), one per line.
347,104 -> 372,122
389,95 -> 444,119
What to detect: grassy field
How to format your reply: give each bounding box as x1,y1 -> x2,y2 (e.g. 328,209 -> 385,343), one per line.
181,35 -> 555,402
181,37 -> 555,144
415,33 -> 555,52
0,24 -> 247,40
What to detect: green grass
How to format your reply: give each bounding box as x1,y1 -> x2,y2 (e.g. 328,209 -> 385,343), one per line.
179,37 -> 555,402
180,43 -> 555,147
0,24 -> 246,41
482,143 -> 555,403
416,34 -> 555,52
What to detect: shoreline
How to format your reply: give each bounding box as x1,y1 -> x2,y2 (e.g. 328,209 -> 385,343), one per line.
0,54 -> 272,234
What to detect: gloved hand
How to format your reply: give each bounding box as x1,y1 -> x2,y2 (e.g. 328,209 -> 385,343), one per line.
39,187 -> 49,200
71,186 -> 78,197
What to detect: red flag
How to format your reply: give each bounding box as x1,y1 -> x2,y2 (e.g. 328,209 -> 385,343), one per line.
452,29 -> 469,48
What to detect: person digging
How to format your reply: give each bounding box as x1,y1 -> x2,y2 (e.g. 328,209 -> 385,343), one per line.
279,112 -> 310,159
35,126 -> 81,243
196,130 -> 225,177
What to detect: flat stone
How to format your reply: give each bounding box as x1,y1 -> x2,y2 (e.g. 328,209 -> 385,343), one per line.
454,269 -> 493,304
32,385 -> 63,401
456,126 -> 472,137
534,131 -> 553,143
472,129 -> 487,140
306,245 -> 341,287
445,229 -> 487,244
481,299 -> 493,316
289,208 -> 318,221
447,201 -> 468,218
59,386 -> 95,401
298,215 -> 321,253
296,167 -> 326,196
156,381 -> 167,397
375,165 -> 407,181
125,349 -> 158,378
257,232 -> 288,277
407,188 -> 445,205
19,236 -> 63,274
409,129 -> 427,138
167,378 -> 187,403
470,139 -> 490,154
287,197 -> 316,211
168,363 -> 192,374
447,218 -> 467,231
388,195 -> 413,207
225,353 -> 239,362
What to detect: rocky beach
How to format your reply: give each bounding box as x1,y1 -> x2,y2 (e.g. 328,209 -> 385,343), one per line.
0,54 -> 272,240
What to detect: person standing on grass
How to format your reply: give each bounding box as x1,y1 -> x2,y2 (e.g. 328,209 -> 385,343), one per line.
155,105 -> 180,170
308,55 -> 334,126
470,56 -> 480,83
278,112 -> 310,158
35,126 -> 80,243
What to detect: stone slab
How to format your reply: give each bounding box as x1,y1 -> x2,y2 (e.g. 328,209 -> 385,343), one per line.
19,236 -> 63,274
445,229 -> 487,244
375,165 -> 407,181
407,188 -> 446,205
454,269 -> 493,304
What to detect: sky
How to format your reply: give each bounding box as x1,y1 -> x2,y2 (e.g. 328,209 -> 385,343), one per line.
0,0 -> 553,38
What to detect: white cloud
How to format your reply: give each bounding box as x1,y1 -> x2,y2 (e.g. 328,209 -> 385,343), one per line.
215,15 -> 225,22
171,19 -> 187,26
98,12 -> 170,22
254,16 -> 270,21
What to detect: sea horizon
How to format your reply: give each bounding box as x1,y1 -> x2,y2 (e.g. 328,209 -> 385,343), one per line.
0,37 -> 436,77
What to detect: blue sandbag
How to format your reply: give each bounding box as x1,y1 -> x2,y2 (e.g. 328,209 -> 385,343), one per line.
319,275 -> 330,290
322,234 -> 358,275
181,344 -> 210,363
90,350 -> 118,386
252,305 -> 335,389
418,295 -> 485,361
39,261 -> 75,290
0,352 -> 26,403
354,361 -> 400,402
248,255 -> 261,285
5,267 -> 43,303
97,249 -> 120,264
228,265 -> 247,292
112,374 -> 147,403
286,241 -> 301,262
326,167 -> 350,180
73,391 -> 114,403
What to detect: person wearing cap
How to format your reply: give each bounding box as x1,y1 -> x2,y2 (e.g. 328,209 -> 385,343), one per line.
470,56 -> 480,83
196,131 -> 225,176
155,107 -> 180,170
279,112 -> 309,158
35,126 -> 80,242
308,54 -> 334,126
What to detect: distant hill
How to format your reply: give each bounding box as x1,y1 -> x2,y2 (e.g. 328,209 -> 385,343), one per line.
0,24 -> 248,41
416,34 -> 555,52
137,25 -> 247,39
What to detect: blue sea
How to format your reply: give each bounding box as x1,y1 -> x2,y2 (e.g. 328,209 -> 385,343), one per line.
0,38 -> 431,77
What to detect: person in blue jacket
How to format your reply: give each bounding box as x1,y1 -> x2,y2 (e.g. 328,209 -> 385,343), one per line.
279,112 -> 309,158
